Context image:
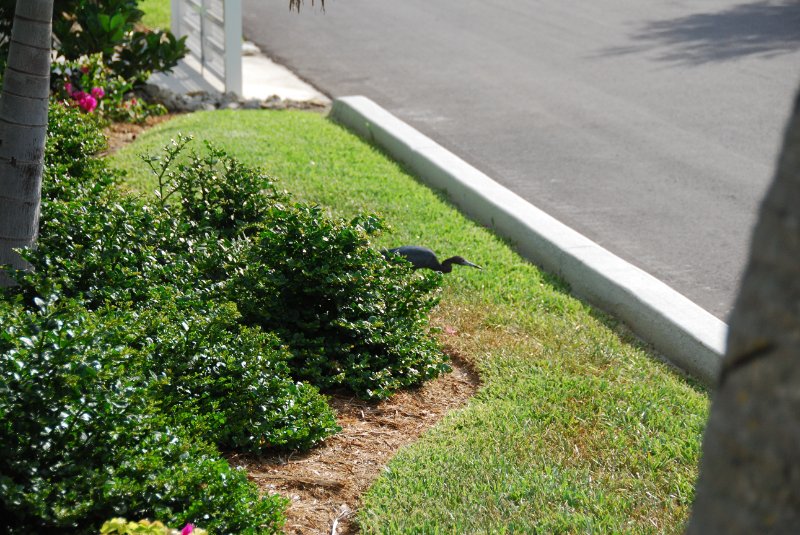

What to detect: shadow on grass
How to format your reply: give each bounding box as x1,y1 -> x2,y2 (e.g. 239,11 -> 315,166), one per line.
603,1 -> 800,64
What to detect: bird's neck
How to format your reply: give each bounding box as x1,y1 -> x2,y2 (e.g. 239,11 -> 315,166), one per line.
439,258 -> 456,273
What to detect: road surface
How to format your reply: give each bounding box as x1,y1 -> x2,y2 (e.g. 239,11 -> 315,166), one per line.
243,0 -> 800,320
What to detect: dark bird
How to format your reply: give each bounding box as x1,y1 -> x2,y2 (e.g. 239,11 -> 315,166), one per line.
384,246 -> 482,273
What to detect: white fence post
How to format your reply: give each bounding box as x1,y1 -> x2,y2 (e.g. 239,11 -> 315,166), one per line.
171,0 -> 183,38
223,0 -> 243,96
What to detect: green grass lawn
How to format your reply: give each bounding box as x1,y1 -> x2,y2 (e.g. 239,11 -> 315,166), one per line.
109,110 -> 709,533
139,0 -> 170,30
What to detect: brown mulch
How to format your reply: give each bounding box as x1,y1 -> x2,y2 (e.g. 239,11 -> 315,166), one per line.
101,113 -> 178,155
228,350 -> 480,535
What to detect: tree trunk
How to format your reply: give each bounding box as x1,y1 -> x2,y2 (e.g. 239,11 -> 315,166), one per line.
686,87 -> 800,532
0,0 -> 53,287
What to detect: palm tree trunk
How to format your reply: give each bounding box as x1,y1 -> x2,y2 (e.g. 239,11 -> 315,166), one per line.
686,87 -> 800,532
0,0 -> 53,287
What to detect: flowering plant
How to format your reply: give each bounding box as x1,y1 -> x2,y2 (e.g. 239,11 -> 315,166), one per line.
100,518 -> 208,535
52,53 -> 165,123
64,83 -> 103,113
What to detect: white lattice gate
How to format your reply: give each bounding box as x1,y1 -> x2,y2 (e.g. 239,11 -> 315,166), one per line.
171,0 -> 242,95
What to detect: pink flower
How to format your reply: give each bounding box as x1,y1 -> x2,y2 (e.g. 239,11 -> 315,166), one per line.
72,90 -> 88,101
91,87 -> 105,99
64,82 -> 73,95
78,95 -> 97,113
181,524 -> 195,535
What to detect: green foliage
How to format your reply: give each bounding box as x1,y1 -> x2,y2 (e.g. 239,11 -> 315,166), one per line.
53,0 -> 146,57
23,121 -> 447,402
44,100 -> 112,193
0,103 -> 365,533
37,103 -> 149,302
18,191 -> 199,307
14,111 -> 339,452
2,100 -> 449,532
141,133 -> 196,209
234,206 -> 446,398
152,140 -> 448,399
0,299 -> 287,534
105,428 -> 287,535
54,0 -> 187,85
112,29 -> 186,85
168,140 -> 288,235
133,293 -> 339,452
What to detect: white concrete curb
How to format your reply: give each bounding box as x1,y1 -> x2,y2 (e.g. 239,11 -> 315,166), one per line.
330,95 -> 727,387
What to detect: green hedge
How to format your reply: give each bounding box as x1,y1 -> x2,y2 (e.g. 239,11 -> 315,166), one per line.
0,299 -> 288,534
131,293 -> 339,452
167,142 -> 449,398
0,101 -> 447,532
233,205 -> 446,398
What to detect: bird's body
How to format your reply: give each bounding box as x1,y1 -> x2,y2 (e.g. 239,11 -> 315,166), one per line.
384,246 -> 481,273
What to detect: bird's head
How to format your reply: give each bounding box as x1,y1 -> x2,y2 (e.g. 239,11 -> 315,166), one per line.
445,256 -> 482,270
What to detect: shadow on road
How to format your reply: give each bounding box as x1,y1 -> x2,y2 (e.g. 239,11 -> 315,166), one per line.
603,1 -> 800,64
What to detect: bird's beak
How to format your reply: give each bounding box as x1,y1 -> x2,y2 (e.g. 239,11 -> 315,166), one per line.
465,260 -> 482,270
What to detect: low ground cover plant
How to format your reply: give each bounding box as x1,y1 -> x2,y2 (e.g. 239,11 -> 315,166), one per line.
233,205 -> 445,398
0,102 -> 446,531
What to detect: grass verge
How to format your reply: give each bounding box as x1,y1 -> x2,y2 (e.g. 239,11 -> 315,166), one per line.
109,110 -> 709,533
139,0 -> 170,30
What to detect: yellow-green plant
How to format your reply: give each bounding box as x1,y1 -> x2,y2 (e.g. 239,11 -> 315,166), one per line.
100,517 -> 208,535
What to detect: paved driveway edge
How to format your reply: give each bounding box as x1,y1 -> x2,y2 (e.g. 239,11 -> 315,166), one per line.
331,95 -> 728,387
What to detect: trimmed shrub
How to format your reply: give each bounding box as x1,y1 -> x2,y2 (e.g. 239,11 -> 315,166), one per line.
163,142 -> 449,399
11,195 -> 338,453
0,106 -> 338,533
15,192 -> 208,307
169,141 -> 288,237
19,116 -> 216,309
43,100 -> 117,202
0,299 -> 287,534
0,105 -> 449,533
233,205 -> 447,399
133,292 -> 339,452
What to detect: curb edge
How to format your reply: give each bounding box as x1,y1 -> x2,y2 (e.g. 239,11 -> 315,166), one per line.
330,95 -> 727,387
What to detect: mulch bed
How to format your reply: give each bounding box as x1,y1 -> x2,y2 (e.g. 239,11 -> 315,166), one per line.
101,113 -> 178,155
229,350 -> 479,534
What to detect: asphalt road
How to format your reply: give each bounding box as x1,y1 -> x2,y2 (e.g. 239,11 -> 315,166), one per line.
243,0 -> 800,320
